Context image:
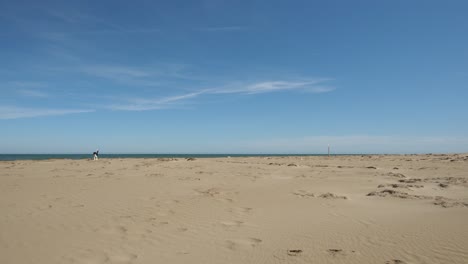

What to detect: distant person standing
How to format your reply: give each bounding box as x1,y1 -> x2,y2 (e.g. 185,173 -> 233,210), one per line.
93,149 -> 99,160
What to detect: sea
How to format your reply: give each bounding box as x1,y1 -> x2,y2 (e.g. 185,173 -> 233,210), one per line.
0,154 -> 333,161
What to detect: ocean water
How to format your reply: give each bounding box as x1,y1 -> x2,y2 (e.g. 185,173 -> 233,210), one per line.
0,154 -> 331,161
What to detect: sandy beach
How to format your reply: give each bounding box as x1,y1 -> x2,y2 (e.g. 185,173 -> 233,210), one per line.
1,154 -> 468,264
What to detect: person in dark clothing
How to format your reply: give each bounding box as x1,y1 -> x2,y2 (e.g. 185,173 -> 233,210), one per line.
93,149 -> 99,160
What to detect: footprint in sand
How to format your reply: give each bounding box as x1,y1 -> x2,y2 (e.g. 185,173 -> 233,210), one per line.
225,238 -> 262,250
107,253 -> 138,264
220,220 -> 244,229
227,207 -> 253,217
95,224 -> 128,236
67,251 -> 108,264
177,227 -> 188,232
195,187 -> 221,197
64,249 -> 137,264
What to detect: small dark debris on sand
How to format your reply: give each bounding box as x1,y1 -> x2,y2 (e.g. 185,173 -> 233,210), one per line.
438,183 -> 449,188
386,260 -> 406,264
429,177 -> 467,185
158,158 -> 177,161
377,183 -> 423,189
398,178 -> 422,183
186,158 -> 196,161
433,196 -> 468,208
287,163 -> 298,167
386,172 -> 406,178
367,189 -> 429,199
393,167 -> 399,170
292,190 -> 315,198
327,249 -> 344,256
287,249 -> 302,256
319,193 -> 347,200
366,166 -> 377,169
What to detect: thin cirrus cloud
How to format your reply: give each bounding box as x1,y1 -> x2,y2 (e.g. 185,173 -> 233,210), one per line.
109,91 -> 207,111
3,82 -> 49,98
108,79 -> 334,111
81,65 -> 152,79
17,89 -> 49,98
209,79 -> 334,94
77,64 -> 196,86
0,106 -> 95,120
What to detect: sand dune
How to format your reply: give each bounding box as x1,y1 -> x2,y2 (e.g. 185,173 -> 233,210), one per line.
1,154 -> 468,263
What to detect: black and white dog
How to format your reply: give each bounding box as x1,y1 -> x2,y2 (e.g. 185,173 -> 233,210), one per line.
93,149 -> 99,160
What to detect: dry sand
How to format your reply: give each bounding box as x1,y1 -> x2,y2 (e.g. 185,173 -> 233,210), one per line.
1,154 -> 468,264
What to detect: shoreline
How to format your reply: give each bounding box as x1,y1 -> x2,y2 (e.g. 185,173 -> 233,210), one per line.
1,152 -> 467,162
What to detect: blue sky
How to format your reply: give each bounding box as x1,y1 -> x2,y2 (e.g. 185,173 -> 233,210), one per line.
1,0 -> 467,154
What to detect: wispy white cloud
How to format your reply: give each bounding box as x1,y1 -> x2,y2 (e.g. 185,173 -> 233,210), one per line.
39,5 -> 132,34
108,91 -> 206,111
209,79 -> 333,95
17,89 -> 49,98
0,106 -> 94,119
81,65 -> 151,79
3,82 -> 50,98
76,64 -> 198,86
77,65 -> 163,87
7,81 -> 46,88
108,79 -> 334,111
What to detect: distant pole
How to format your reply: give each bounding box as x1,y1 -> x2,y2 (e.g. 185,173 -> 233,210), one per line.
328,144 -> 330,157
